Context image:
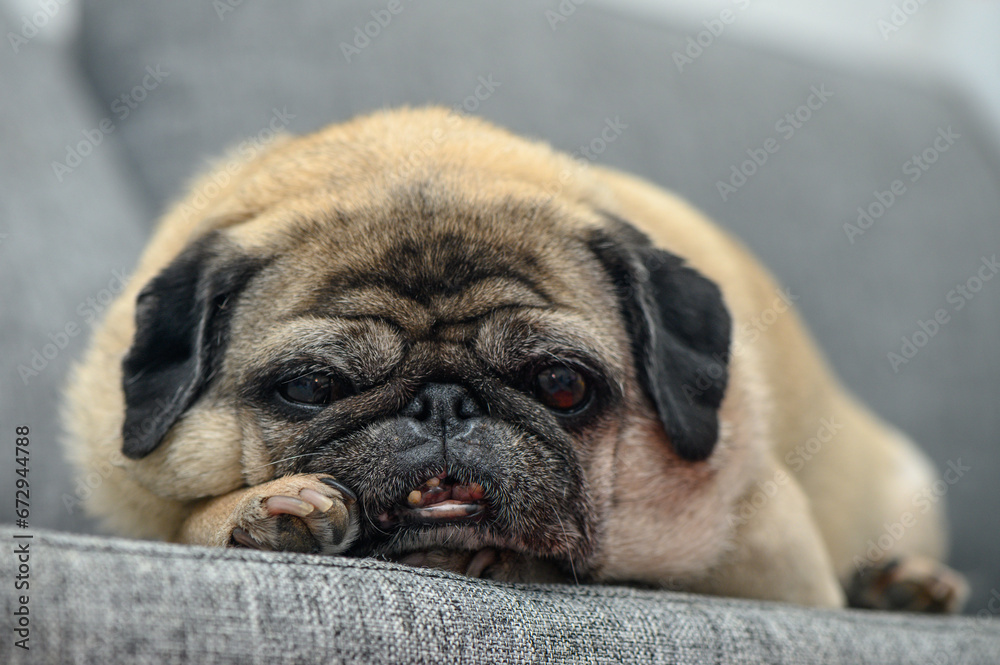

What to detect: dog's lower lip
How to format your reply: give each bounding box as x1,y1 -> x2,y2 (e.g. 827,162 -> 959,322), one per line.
374,473 -> 490,527
376,500 -> 485,528
402,500 -> 484,522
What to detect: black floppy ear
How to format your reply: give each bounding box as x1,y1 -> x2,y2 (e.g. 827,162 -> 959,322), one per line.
589,221 -> 732,461
121,233 -> 264,459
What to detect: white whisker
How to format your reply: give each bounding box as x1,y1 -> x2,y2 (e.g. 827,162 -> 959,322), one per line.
554,512 -> 579,585
243,452 -> 321,474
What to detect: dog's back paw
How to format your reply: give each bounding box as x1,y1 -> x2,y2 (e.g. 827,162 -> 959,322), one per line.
846,555 -> 969,613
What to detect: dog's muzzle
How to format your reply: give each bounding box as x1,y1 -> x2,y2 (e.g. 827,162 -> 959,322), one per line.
377,382 -> 496,528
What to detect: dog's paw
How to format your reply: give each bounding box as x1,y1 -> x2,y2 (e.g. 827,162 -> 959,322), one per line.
225,474 -> 358,555
847,555 -> 969,613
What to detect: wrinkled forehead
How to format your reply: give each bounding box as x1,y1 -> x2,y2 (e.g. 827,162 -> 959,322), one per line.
236,189 -> 618,334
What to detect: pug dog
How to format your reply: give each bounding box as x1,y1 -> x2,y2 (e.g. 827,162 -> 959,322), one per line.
63,107 -> 967,611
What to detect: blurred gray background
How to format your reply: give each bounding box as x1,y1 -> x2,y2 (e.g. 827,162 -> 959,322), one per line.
1,0 -> 997,615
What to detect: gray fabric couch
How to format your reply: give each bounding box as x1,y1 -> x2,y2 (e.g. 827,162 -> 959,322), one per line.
2,1 -> 999,662
3,525 -> 1000,665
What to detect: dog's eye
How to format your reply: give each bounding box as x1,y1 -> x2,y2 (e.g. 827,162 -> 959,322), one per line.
534,365 -> 589,413
277,373 -> 340,406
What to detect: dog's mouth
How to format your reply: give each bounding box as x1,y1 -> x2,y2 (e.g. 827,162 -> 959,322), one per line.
377,471 -> 489,527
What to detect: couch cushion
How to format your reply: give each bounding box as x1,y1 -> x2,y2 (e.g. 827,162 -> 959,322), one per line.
3,527 -> 999,664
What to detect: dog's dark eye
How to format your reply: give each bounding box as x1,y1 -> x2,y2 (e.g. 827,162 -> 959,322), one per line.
278,373 -> 341,406
534,365 -> 589,413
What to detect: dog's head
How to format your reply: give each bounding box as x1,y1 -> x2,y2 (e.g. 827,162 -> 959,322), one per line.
119,109 -> 731,576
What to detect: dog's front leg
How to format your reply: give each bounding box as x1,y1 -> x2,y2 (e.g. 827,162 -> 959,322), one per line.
175,474 -> 358,554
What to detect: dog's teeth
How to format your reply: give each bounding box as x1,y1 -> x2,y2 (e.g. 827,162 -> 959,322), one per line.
452,482 -> 485,502
407,490 -> 423,506
426,477 -> 441,488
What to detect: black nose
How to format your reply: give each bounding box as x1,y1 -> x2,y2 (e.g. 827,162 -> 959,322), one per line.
401,383 -> 484,440
393,383 -> 502,482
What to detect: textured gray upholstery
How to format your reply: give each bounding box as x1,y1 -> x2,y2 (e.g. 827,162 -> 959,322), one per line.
2,526 -> 999,665
1,0 -> 999,661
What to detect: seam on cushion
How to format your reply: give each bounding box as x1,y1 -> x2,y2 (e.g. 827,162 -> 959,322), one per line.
36,533 -> 700,602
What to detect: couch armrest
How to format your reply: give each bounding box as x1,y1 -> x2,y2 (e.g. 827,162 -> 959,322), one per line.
2,526 -> 997,664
